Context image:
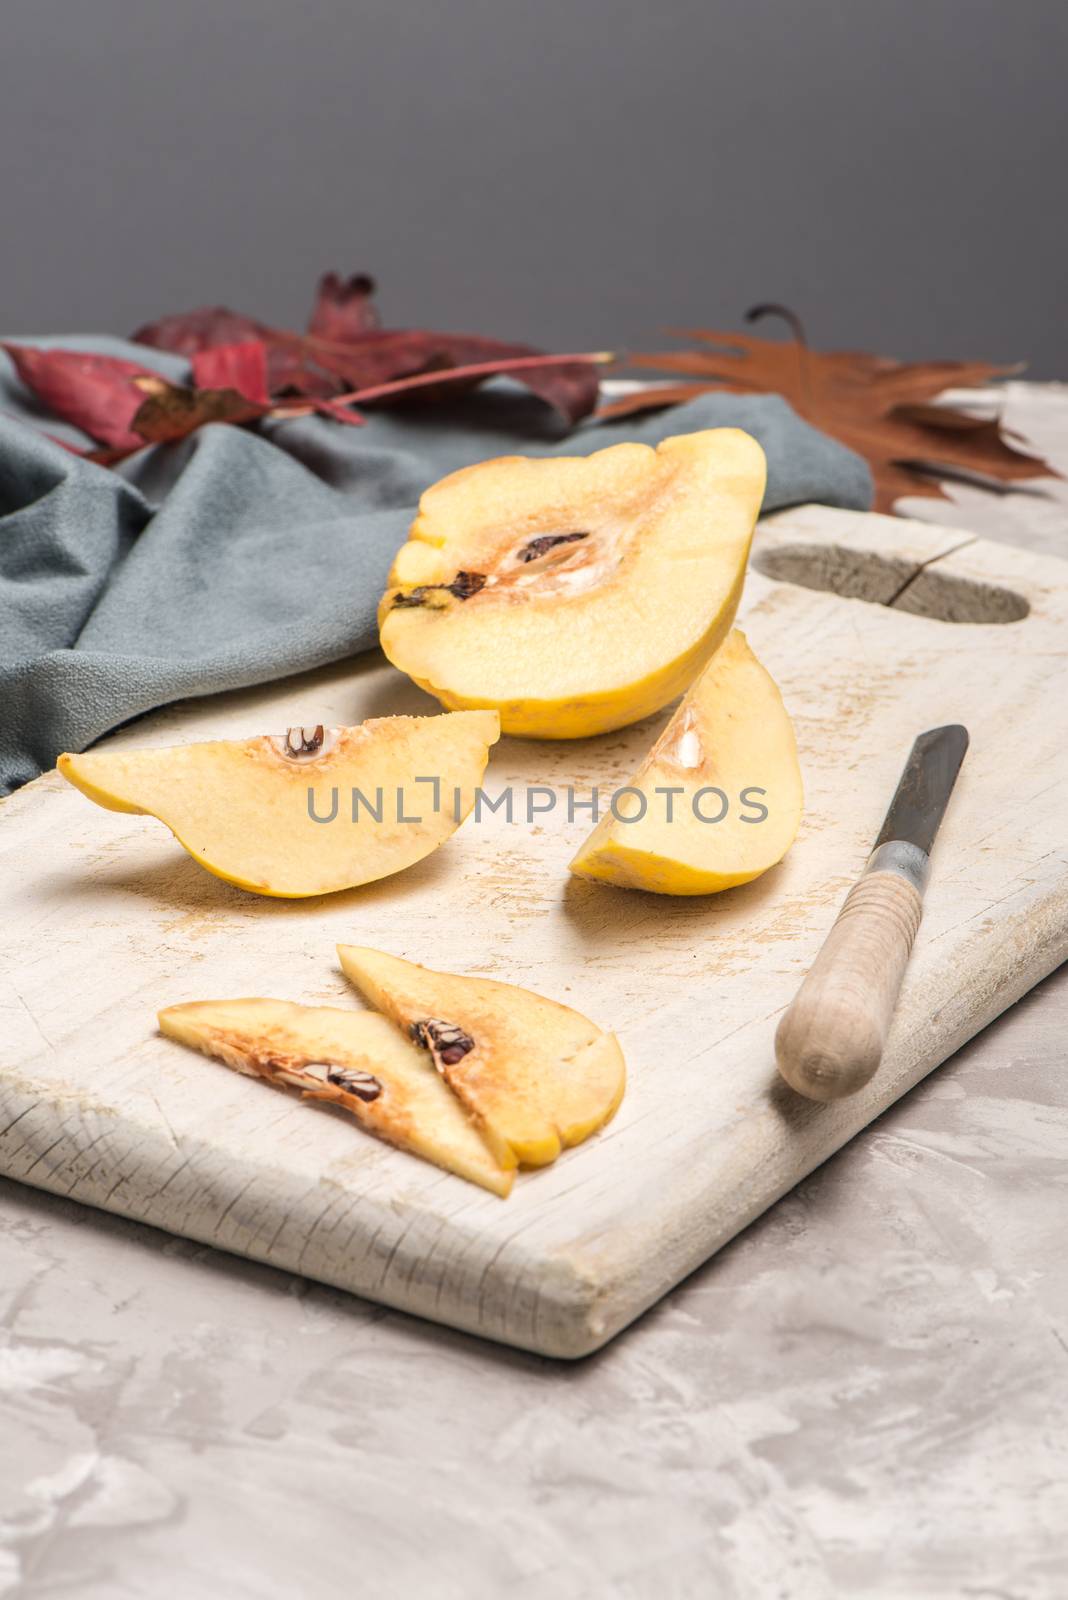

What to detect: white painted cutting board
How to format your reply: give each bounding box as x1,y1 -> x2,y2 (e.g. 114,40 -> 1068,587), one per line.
2,504 -> 1066,1357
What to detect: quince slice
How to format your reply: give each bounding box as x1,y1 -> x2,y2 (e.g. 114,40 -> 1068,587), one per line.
58,712 -> 499,897
158,999 -> 514,1195
379,428 -> 766,738
569,629 -> 803,894
337,946 -> 625,1167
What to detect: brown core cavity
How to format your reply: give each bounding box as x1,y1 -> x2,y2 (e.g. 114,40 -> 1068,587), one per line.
269,725 -> 340,762
289,725 -> 325,756
393,522 -> 625,611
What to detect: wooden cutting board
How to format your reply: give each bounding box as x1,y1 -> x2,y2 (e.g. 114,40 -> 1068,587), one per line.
2,504 -> 1065,1358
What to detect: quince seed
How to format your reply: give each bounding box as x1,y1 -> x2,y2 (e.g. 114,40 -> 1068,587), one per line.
409,1017 -> 475,1067
320,1064 -> 383,1101
392,571 -> 487,609
517,531 -> 589,564
269,725 -> 338,762
288,725 -> 325,755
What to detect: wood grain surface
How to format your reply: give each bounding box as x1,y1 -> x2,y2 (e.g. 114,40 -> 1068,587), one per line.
2,502 -> 1066,1357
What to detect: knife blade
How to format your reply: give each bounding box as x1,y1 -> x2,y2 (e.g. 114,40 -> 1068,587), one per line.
775,724 -> 969,1101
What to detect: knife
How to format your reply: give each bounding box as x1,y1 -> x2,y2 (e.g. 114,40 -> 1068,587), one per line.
775,724 -> 969,1102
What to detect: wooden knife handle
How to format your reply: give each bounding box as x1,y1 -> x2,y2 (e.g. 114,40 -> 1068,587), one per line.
775,844 -> 927,1101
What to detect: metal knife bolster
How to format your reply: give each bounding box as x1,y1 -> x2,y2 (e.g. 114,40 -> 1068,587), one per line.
864,838 -> 930,895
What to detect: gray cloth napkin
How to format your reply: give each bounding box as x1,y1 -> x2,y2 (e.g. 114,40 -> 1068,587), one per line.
0,336 -> 872,793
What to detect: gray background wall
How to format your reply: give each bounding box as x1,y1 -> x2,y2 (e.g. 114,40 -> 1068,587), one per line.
3,0 -> 1066,376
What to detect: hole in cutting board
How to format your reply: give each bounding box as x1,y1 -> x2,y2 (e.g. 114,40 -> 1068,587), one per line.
752,543 -> 1029,623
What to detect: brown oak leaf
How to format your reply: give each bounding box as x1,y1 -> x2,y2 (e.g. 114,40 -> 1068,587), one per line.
601,305 -> 1055,513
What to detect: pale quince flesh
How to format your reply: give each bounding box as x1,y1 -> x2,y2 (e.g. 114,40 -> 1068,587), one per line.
378,428 -> 766,738
58,712 -> 500,897
158,998 -> 514,1195
337,945 -> 625,1167
569,629 -> 802,894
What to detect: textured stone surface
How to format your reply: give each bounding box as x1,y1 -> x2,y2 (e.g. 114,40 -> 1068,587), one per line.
1,384 -> 1065,1594
1,973 -> 1065,1598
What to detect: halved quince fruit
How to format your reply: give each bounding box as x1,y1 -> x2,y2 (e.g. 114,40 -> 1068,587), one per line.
337,946 -> 625,1167
379,428 -> 766,738
58,712 -> 499,897
158,999 -> 513,1195
569,629 -> 802,894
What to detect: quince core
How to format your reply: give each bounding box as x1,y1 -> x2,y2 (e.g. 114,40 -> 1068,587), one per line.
58,712 -> 499,897
569,629 -> 803,894
158,998 -> 514,1195
379,428 -> 766,738
337,946 -> 625,1167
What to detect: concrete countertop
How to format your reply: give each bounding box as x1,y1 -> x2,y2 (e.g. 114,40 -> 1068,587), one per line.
2,384 -> 1066,1599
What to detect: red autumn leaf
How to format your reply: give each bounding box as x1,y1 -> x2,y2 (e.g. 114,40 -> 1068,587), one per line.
130,380 -> 271,445
265,341 -> 345,398
4,272 -> 605,464
504,346 -> 604,426
190,341 -> 270,404
308,330 -> 604,423
133,306 -> 336,398
2,343 -> 162,451
266,329 -> 491,396
294,329 -> 449,390
329,349 -> 611,421
133,306 -> 271,359
307,272 -> 379,342
270,350 -> 609,430
133,278 -> 604,424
